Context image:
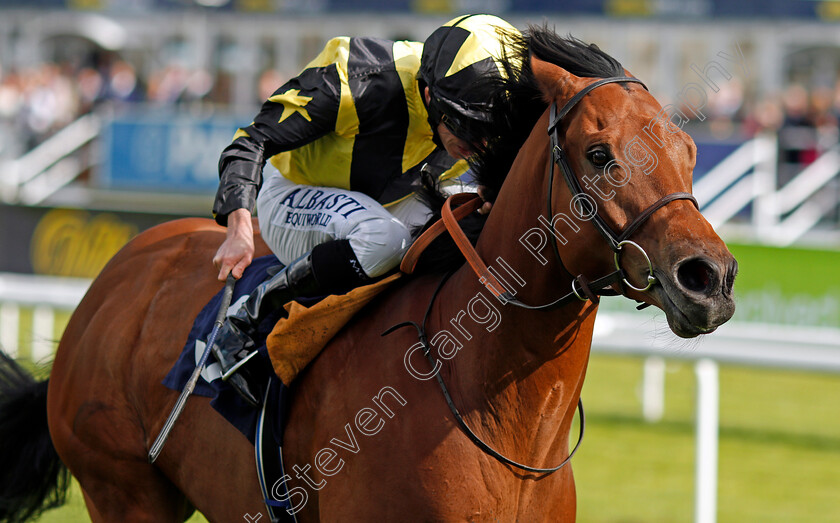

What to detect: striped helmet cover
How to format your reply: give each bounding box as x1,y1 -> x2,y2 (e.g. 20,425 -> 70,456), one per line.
419,14 -> 521,142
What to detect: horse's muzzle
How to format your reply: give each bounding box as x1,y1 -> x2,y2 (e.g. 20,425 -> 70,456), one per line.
655,254 -> 738,338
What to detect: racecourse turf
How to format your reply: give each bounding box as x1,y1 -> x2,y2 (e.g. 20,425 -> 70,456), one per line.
574,354 -> 840,522
31,353 -> 840,522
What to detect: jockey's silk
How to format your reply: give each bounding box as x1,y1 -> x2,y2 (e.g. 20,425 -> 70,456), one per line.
213,36 -> 470,224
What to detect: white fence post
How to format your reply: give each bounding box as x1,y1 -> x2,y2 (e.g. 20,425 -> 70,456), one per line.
753,132 -> 779,242
694,358 -> 720,523
31,305 -> 55,362
0,302 -> 20,357
642,356 -> 665,422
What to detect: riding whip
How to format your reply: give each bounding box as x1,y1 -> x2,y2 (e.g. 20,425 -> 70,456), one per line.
148,274 -> 236,463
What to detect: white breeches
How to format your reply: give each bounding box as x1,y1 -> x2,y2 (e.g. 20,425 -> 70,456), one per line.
257,168 -> 473,278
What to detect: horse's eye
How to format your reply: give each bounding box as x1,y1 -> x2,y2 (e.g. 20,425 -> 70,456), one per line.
588,148 -> 610,167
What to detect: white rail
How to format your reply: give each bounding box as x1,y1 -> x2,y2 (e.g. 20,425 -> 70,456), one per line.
1,274 -> 839,523
592,312 -> 840,372
0,113 -> 101,205
0,273 -> 90,360
769,145 -> 840,246
693,135 -> 776,207
695,133 -> 840,246
591,310 -> 840,523
694,134 -> 778,232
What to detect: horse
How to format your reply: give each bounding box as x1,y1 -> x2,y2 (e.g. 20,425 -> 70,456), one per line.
0,26 -> 736,522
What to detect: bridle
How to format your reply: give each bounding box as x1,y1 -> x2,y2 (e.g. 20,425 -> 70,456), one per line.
388,76 -> 700,475
543,76 -> 698,301
403,76 -> 699,310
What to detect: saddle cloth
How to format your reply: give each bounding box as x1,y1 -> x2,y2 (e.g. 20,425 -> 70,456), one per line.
162,254 -> 400,441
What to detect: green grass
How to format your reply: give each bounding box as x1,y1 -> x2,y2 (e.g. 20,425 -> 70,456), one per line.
725,243 -> 840,327
726,243 -> 840,298
28,354 -> 840,522
575,355 -> 840,522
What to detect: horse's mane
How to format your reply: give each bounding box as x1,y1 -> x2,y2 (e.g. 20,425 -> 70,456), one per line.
413,24 -> 625,274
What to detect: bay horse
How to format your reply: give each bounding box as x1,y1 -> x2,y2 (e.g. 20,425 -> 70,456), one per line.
0,27 -> 736,522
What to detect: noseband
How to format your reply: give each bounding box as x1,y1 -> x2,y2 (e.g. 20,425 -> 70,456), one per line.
545,76 -> 698,295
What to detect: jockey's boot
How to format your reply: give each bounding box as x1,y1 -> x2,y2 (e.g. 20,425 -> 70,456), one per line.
211,251 -> 322,407
212,237 -> 376,406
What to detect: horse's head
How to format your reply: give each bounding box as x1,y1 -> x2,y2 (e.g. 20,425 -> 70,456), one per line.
529,54 -> 737,338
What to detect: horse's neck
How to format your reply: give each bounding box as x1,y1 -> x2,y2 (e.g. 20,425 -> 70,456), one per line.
431,251 -> 594,465
437,250 -> 595,390
429,136 -> 597,456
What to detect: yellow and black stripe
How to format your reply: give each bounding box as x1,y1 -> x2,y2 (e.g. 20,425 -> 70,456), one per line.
419,14 -> 520,144
213,36 -> 468,224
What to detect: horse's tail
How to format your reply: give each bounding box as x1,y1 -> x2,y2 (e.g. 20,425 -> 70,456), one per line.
0,351 -> 69,523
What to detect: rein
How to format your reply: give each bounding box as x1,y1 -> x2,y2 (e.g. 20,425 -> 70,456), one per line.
391,76 -> 700,475
383,272 -> 585,474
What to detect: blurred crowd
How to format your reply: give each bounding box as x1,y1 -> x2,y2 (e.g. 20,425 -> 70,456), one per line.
2,52 -> 840,166
0,53 -> 285,158
683,78 -> 840,166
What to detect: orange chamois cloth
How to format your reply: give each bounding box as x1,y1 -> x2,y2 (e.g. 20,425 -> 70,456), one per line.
266,273 -> 401,385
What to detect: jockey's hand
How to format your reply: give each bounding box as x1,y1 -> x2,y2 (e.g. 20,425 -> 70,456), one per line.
477,186 -> 493,215
213,208 -> 255,281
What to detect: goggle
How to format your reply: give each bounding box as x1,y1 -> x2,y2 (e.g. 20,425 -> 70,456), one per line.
439,111 -> 492,150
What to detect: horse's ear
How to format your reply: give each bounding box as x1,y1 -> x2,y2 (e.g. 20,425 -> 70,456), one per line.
530,54 -> 588,105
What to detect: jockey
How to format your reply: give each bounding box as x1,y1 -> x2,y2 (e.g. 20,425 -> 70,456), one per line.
211,14 -> 519,405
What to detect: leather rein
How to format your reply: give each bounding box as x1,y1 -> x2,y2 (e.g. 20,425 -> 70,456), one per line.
387,76 -> 699,475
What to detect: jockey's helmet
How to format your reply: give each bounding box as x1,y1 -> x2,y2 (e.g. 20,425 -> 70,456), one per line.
419,14 -> 520,148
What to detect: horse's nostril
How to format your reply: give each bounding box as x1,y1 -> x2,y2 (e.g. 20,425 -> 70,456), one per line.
676,258 -> 718,295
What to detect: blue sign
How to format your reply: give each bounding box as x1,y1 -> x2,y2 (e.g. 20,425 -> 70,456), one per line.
101,112 -> 247,193
693,140 -> 742,179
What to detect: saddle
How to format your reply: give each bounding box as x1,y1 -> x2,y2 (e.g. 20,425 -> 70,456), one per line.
161,195 -> 481,520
